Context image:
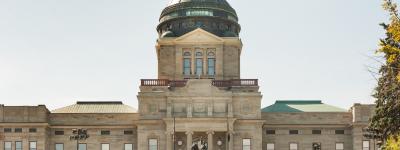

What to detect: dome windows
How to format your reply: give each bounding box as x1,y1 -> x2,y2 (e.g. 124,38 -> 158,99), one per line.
158,0 -> 240,37
186,9 -> 214,17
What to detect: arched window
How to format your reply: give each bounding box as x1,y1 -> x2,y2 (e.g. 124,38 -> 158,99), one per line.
207,52 -> 216,76
196,58 -> 203,76
183,52 -> 191,56
183,51 -> 191,75
195,51 -> 203,76
196,52 -> 203,56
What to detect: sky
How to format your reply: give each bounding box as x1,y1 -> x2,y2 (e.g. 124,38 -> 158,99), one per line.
0,0 -> 395,110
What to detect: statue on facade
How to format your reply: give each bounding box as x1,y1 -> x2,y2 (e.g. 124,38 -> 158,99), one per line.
192,136 -> 208,150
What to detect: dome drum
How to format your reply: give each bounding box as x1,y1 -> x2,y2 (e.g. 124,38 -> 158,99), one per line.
158,0 -> 240,38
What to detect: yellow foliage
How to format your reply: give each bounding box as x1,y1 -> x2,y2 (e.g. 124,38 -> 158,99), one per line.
397,73 -> 400,82
388,54 -> 397,63
386,136 -> 400,150
388,21 -> 400,43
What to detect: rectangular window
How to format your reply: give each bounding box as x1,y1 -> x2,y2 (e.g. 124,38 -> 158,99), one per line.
55,144 -> 64,150
363,141 -> 370,150
124,144 -> 133,150
29,141 -> 37,150
183,58 -> 191,75
4,142 -> 11,150
207,58 -> 215,76
78,144 -> 86,150
266,143 -> 275,150
312,130 -> 321,134
55,131 -> 64,135
4,128 -> 11,133
29,128 -> 37,133
196,58 -> 203,76
149,139 -> 158,150
289,130 -> 299,135
101,130 -> 110,135
289,143 -> 298,150
124,130 -> 134,135
335,130 -> 345,134
16,141 -> 22,150
266,130 -> 275,135
101,144 -> 110,150
336,143 -> 344,150
242,139 -> 251,150
15,128 -> 22,133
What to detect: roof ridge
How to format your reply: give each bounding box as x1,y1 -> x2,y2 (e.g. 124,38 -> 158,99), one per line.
275,100 -> 322,104
76,101 -> 123,105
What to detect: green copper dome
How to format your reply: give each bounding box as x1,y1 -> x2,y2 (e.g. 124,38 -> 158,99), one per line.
157,0 -> 240,38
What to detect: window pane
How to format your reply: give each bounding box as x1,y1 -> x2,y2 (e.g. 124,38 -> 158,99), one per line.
5,142 -> 11,150
289,130 -> 299,134
55,144 -> 64,150
55,131 -> 64,135
4,128 -> 11,132
30,142 -> 37,150
125,144 -> 133,150
16,141 -> 22,150
290,143 -> 298,150
363,141 -> 370,149
183,58 -> 191,75
242,139 -> 251,150
208,58 -> 215,76
336,143 -> 344,150
15,128 -> 22,133
149,139 -> 158,150
196,58 -> 202,75
101,144 -> 110,150
78,144 -> 86,150
29,128 -> 37,133
335,130 -> 345,134
312,130 -> 321,134
101,130 -> 110,135
267,143 -> 275,150
124,130 -> 133,135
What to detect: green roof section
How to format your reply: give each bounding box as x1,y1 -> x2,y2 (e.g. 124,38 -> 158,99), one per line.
261,100 -> 347,113
52,101 -> 137,113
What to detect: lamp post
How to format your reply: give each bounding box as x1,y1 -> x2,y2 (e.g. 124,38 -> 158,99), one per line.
70,129 -> 89,150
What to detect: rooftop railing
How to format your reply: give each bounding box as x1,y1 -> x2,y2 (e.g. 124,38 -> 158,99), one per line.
212,79 -> 258,87
141,79 -> 258,87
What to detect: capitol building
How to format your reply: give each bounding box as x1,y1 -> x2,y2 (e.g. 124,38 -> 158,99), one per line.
0,0 -> 377,150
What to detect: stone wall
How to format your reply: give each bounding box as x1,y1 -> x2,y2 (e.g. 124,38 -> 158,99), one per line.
262,112 -> 352,125
0,105 -> 49,123
49,113 -> 139,126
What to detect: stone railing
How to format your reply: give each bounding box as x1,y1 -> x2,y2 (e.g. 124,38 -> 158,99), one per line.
141,79 -> 187,87
212,79 -> 258,87
141,79 -> 258,87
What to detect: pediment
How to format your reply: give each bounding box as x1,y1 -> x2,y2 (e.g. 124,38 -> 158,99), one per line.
174,28 -> 224,44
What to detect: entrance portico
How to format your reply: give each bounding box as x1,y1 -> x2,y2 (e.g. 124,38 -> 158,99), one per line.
164,118 -> 235,150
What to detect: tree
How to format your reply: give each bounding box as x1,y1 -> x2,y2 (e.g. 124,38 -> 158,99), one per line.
367,0 -> 400,145
386,135 -> 400,149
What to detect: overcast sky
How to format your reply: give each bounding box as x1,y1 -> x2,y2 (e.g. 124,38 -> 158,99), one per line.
0,0 -> 394,110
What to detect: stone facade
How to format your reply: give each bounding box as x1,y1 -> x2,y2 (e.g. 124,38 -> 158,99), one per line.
0,1 -> 380,150
0,101 -> 378,150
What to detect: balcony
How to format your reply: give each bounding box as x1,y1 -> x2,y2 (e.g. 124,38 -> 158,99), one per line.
212,79 -> 258,87
141,79 -> 258,87
141,79 -> 187,87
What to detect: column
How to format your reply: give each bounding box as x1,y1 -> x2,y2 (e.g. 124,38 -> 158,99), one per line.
186,131 -> 193,150
187,103 -> 192,118
207,131 -> 214,150
227,103 -> 233,117
167,102 -> 172,118
166,131 -> 173,150
228,132 -> 234,150
208,103 -> 213,117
